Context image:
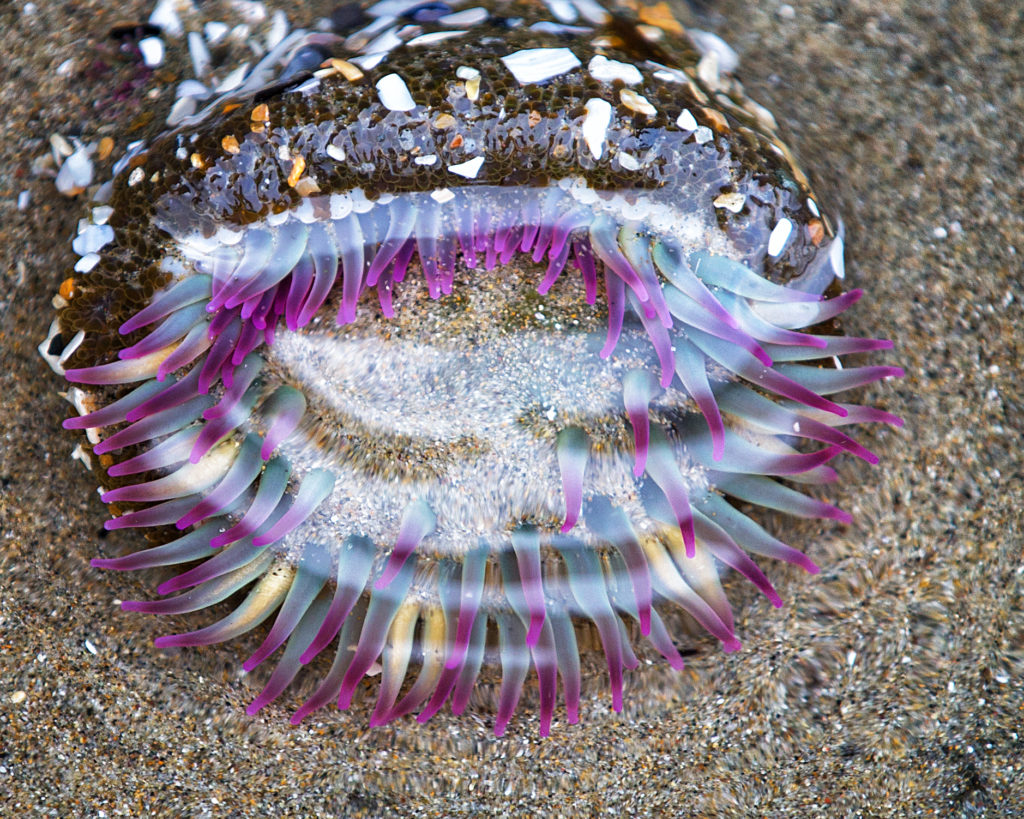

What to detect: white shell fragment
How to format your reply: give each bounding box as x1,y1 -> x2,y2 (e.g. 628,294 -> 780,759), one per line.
72,223 -> 114,256
588,55 -> 642,85
375,73 -> 416,111
768,217 -> 794,258
619,88 -> 656,117
582,97 -> 613,160
676,108 -> 698,131
713,192 -> 746,213
829,232 -> 846,279
501,48 -> 581,85
448,156 -> 485,179
406,30 -> 467,47
138,36 -> 165,68
687,29 -> 740,75
149,0 -> 184,38
55,145 -> 94,195
439,7 -> 488,26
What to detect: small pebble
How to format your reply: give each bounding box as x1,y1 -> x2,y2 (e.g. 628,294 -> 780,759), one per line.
17,190 -> 30,211
10,691 -> 27,705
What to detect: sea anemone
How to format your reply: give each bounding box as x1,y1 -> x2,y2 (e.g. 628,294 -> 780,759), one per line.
40,0 -> 901,736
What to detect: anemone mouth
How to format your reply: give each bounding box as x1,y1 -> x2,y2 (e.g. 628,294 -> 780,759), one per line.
46,169 -> 905,737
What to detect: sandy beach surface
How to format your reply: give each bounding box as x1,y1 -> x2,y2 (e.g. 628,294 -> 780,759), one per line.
1,0 -> 1021,815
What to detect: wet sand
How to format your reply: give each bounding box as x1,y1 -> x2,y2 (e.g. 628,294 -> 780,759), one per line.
1,0 -> 1021,815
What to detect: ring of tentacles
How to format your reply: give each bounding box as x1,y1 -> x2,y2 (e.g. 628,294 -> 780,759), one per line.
42,0 -> 901,736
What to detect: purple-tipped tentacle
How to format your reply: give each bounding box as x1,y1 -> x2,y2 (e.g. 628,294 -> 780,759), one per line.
650,242 -> 742,332
690,252 -> 821,304
366,198 -> 415,286
698,493 -> 820,574
335,212 -> 366,324
118,302 -> 207,361
198,316 -> 242,393
641,533 -> 741,652
283,253 -> 314,331
104,495 -> 204,530
493,612 -> 529,737
662,285 -> 772,366
158,535 -> 270,595
295,222 -> 340,327
290,598 -> 365,725
715,291 -> 828,349
227,221 -> 309,309
210,228 -> 273,311
716,385 -> 879,463
510,526 -> 547,647
374,499 -> 436,590
764,335 -> 894,362
588,213 -> 649,302
120,275 -> 212,334
556,537 -> 638,712
622,368 -> 659,478
627,291 -> 676,387
618,225 -> 672,328
750,288 -> 862,329
711,471 -> 852,523
337,555 -> 418,710
546,608 -> 582,724
123,546 -> 274,615
91,520 -> 223,571
244,546 -> 331,672
449,613 -> 489,716
444,541 -> 488,671
681,415 -> 840,477
687,327 -> 847,417
107,426 -> 200,477
692,511 -> 782,607
259,385 -> 307,459
189,381 -> 261,463
92,393 -> 213,455
556,426 -> 588,533
377,604 -> 449,726
251,468 -> 336,548
175,434 -> 264,528
209,457 -> 291,548
671,339 -> 726,461
643,426 -> 697,557
415,202 -> 442,298
573,238 -> 599,304
153,558 -> 292,648
584,497 -> 653,636
599,267 -> 625,359
204,354 -> 263,420
247,593 -> 332,715
63,378 -> 166,430
495,545 -> 560,735
300,535 -> 376,664
155,319 -> 214,380
776,363 -> 906,396
126,365 -> 203,422
65,346 -> 174,385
